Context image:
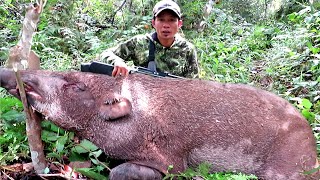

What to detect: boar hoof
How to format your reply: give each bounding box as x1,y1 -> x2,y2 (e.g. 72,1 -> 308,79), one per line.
109,162 -> 163,180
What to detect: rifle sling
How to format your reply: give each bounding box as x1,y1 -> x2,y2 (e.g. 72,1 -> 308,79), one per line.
147,33 -> 157,72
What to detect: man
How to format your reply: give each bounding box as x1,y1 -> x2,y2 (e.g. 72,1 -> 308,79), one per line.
99,0 -> 199,78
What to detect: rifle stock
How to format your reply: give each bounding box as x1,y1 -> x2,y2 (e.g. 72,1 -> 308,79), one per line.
81,61 -> 182,79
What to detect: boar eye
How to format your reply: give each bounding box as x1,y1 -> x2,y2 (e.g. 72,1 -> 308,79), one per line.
63,82 -> 86,92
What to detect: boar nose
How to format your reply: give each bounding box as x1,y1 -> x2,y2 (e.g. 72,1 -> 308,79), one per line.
0,68 -> 16,89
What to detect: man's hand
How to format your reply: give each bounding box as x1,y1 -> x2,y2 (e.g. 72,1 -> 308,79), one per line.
112,60 -> 129,77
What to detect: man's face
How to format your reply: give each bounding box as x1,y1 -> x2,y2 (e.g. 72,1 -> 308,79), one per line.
152,10 -> 182,42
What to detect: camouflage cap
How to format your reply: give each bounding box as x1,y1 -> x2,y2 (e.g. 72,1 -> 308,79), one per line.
153,0 -> 181,19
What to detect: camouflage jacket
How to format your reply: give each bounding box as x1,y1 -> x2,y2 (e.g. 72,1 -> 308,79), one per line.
99,32 -> 199,78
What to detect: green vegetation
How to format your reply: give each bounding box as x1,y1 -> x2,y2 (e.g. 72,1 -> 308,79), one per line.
0,0 -> 319,179
164,163 -> 258,180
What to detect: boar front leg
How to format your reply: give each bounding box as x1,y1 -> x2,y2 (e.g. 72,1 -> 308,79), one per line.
109,162 -> 163,180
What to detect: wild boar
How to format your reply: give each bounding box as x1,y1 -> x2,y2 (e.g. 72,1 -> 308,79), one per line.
0,68 -> 319,180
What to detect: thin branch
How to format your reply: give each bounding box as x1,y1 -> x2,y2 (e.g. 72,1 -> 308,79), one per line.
7,0 -> 47,174
76,144 -> 111,172
1,171 -> 15,180
110,0 -> 127,26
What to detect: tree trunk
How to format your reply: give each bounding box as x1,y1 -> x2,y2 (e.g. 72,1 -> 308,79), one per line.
197,0 -> 221,32
6,1 -> 47,174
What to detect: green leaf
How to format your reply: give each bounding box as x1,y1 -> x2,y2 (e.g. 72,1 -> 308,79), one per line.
302,109 -> 315,121
288,13 -> 298,21
197,163 -> 211,176
96,165 -> 105,172
69,151 -> 88,162
230,172 -> 258,179
302,99 -> 313,109
46,152 -> 62,160
89,150 -> 103,158
56,135 -> 69,153
41,130 -> 59,141
41,121 -> 65,134
72,139 -> 99,154
44,167 -> 50,174
0,97 -> 23,113
1,110 -> 25,123
75,168 -> 107,180
303,166 -> 320,175
90,158 -> 99,165
167,165 -> 174,171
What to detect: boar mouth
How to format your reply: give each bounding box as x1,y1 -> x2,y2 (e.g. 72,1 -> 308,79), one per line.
9,81 -> 44,102
24,82 -> 43,101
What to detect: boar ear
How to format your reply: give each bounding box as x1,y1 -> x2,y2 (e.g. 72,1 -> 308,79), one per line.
99,96 -> 132,120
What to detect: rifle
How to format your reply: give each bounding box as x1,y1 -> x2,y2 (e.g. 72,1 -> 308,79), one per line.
80,61 -> 182,79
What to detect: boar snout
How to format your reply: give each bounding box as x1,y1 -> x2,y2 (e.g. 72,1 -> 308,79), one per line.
0,68 -> 16,91
0,68 -> 46,102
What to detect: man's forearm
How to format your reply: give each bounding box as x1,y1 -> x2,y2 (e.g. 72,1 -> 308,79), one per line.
99,49 -> 125,65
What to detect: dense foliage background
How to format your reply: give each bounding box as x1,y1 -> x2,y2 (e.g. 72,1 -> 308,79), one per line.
0,0 -> 319,179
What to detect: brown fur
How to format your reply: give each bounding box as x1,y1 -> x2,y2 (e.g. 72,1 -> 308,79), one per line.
0,68 -> 319,179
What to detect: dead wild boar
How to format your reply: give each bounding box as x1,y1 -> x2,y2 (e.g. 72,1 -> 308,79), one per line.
0,68 -> 319,180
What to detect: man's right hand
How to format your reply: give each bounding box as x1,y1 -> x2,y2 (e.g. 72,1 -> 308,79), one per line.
112,60 -> 129,77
